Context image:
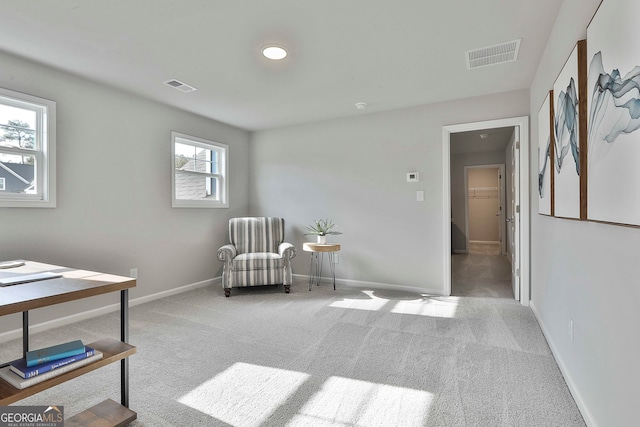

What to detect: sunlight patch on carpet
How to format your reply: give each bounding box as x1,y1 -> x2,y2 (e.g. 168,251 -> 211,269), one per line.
329,291 -> 390,311
287,376 -> 433,426
391,297 -> 460,318
330,291 -> 459,318
178,362 -> 309,427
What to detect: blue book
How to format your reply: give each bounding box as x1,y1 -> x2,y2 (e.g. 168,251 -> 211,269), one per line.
25,340 -> 85,367
10,346 -> 96,379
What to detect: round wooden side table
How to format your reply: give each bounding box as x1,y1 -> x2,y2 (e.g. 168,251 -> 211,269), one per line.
302,242 -> 341,291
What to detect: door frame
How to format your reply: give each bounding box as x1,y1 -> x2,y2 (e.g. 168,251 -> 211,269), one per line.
464,164 -> 506,255
443,116 -> 530,306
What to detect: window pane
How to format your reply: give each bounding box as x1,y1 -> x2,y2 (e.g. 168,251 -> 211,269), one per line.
175,144 -> 215,174
175,172 -> 218,201
210,149 -> 219,174
0,153 -> 36,194
0,104 -> 37,149
175,142 -> 195,170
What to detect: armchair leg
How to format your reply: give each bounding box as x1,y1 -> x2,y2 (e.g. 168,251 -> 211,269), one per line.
284,285 -> 291,294
224,288 -> 231,297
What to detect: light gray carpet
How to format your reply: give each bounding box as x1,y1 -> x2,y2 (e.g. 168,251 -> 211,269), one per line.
452,251 -> 514,299
2,279 -> 584,426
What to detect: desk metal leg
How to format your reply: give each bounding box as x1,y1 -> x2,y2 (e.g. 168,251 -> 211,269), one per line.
120,289 -> 130,408
22,311 -> 29,358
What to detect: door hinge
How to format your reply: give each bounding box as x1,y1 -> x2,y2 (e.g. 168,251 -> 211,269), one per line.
516,268 -> 520,277
516,141 -> 520,149
516,205 -> 520,213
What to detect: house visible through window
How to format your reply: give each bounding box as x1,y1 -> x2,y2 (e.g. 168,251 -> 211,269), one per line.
171,131 -> 228,208
0,87 -> 56,207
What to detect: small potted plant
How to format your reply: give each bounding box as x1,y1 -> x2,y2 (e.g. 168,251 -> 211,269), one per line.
304,219 -> 343,244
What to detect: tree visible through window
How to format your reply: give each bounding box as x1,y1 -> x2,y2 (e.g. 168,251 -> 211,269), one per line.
0,88 -> 56,207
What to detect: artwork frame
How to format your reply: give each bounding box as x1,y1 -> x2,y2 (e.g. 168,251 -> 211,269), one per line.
538,91 -> 554,216
586,0 -> 640,227
553,40 -> 588,220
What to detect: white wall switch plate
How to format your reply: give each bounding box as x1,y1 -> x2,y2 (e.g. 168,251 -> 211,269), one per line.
416,190 -> 424,201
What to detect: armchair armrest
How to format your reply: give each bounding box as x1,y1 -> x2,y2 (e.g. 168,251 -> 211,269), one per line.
278,242 -> 296,260
217,244 -> 237,262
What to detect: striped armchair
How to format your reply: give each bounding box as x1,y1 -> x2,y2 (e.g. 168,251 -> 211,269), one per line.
217,217 -> 296,297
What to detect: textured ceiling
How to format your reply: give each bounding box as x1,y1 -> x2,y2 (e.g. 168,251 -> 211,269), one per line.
0,0 -> 562,131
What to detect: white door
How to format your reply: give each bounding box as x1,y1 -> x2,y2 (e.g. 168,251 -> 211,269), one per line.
509,127 -> 521,300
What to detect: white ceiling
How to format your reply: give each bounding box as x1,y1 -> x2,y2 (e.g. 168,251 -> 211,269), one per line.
0,0 -> 562,131
450,127 -> 514,154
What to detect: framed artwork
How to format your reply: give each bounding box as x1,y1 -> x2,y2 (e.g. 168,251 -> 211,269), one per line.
553,40 -> 587,220
538,91 -> 554,215
587,0 -> 640,226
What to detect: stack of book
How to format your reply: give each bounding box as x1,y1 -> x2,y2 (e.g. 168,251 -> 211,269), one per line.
0,340 -> 103,389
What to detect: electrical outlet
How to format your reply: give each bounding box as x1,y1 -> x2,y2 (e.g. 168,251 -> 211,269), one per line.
569,318 -> 574,343
130,268 -> 138,279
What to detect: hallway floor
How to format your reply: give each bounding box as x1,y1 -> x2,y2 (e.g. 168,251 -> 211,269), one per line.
452,243 -> 514,299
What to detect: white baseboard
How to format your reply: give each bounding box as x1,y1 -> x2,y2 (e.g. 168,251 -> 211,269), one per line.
469,240 -> 500,245
293,274 -> 444,296
530,301 -> 597,427
0,277 -> 220,344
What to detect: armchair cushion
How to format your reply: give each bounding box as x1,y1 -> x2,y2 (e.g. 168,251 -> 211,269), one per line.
232,252 -> 284,271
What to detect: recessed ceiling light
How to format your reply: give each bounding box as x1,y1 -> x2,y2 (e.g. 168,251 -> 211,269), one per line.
262,45 -> 287,60
355,102 -> 368,110
480,133 -> 489,139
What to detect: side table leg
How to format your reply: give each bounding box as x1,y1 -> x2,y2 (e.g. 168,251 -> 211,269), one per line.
316,252 -> 324,286
308,252 -> 315,291
328,252 -> 336,290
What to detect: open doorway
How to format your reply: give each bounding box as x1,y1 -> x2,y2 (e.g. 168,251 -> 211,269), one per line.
443,116 -> 530,305
465,164 -> 505,255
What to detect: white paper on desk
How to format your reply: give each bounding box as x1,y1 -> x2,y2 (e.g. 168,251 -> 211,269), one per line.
0,260 -> 25,269
0,272 -> 63,286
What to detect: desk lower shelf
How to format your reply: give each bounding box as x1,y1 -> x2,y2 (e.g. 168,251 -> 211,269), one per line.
0,338 -> 136,406
66,398 -> 136,427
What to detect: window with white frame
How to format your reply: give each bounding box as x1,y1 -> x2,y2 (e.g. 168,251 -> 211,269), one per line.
171,131 -> 228,208
0,88 -> 56,207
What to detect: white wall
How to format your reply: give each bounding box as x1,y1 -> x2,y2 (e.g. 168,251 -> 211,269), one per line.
250,90 -> 528,293
529,0 -> 639,425
0,52 -> 250,335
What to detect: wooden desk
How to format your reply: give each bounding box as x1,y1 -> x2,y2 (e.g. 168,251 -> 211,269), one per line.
0,260 -> 136,426
302,243 -> 341,291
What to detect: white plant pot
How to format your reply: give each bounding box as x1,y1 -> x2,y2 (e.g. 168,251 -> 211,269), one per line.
317,235 -> 327,244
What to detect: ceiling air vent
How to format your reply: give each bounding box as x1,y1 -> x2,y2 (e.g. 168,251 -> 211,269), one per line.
163,79 -> 197,93
466,39 -> 521,70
